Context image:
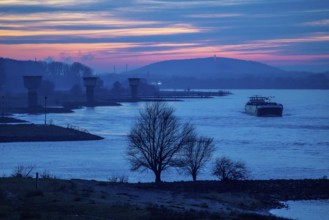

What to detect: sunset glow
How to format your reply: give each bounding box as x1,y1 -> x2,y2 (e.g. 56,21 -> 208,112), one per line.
0,0 -> 328,72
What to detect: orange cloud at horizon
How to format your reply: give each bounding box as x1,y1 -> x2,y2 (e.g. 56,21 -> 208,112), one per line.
0,25 -> 200,38
0,0 -> 94,6
0,12 -> 160,28
1,35 -> 329,72
1,41 -> 328,72
1,0 -> 328,72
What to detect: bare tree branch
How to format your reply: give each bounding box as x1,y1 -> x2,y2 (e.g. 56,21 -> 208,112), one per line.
178,136 -> 215,181
127,102 -> 195,183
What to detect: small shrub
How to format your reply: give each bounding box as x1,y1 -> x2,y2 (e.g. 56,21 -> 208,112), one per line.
213,156 -> 249,181
40,170 -> 56,179
108,175 -> 128,183
11,165 -> 35,178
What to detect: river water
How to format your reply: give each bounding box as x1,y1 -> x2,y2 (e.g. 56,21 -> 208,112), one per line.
270,200 -> 329,220
0,89 -> 329,182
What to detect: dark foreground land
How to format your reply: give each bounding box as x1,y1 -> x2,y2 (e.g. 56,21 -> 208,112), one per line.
0,124 -> 103,142
1,177 -> 328,220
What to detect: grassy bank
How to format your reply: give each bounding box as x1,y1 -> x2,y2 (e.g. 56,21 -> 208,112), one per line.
0,124 -> 103,142
2,177 -> 327,219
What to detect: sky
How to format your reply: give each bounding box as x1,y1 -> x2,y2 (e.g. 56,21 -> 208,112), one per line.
0,0 -> 329,73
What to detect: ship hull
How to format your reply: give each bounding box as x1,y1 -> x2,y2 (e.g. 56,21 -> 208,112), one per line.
245,105 -> 283,117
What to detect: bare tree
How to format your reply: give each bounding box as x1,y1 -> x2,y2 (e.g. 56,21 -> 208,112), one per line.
11,165 -> 35,178
127,102 -> 195,183
178,136 -> 215,181
213,157 -> 249,181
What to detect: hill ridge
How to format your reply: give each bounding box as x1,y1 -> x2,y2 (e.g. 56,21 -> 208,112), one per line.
126,57 -> 286,79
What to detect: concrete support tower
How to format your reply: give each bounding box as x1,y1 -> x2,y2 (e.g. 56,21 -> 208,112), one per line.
128,78 -> 140,100
23,75 -> 42,110
83,77 -> 98,106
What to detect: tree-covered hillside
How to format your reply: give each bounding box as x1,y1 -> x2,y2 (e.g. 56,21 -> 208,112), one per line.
0,58 -> 93,93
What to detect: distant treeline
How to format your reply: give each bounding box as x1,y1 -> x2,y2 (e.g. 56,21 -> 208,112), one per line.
0,57 -> 93,93
0,58 -> 159,109
1,58 -> 329,93
121,57 -> 329,89
100,73 -> 329,90
153,74 -> 329,89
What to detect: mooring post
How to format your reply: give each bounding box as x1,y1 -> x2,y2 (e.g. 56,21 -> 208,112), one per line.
1,96 -> 4,118
44,96 -> 47,125
36,172 -> 39,189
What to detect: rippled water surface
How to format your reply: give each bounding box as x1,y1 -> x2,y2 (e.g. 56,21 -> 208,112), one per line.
1,89 -> 328,182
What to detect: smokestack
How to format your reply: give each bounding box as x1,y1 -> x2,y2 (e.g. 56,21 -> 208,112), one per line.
83,76 -> 98,106
128,78 -> 140,100
23,75 -> 42,110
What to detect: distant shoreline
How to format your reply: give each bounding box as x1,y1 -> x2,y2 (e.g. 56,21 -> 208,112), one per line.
0,116 -> 28,123
0,123 -> 103,142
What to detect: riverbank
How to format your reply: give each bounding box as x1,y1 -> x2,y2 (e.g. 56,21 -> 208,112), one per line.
0,123 -> 103,142
0,177 -> 327,219
0,116 -> 28,123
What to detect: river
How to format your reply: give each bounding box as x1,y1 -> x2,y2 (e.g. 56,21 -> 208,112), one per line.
0,89 -> 328,183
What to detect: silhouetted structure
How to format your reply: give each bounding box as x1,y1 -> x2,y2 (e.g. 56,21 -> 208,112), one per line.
23,75 -> 42,110
128,78 -> 140,100
83,77 -> 98,106
1,96 -> 4,117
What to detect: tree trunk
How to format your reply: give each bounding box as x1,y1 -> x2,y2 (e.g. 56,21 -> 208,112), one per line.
155,170 -> 162,183
192,172 -> 197,181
